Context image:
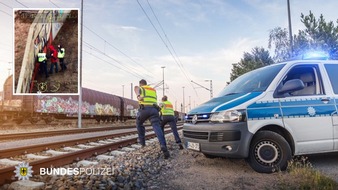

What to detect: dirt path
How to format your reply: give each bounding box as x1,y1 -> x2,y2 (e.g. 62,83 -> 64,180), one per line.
156,151 -> 291,190
151,141 -> 338,190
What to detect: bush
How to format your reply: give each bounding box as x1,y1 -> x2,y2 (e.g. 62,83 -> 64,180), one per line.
277,156 -> 338,190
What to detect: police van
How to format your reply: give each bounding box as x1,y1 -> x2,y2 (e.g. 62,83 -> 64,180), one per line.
183,56 -> 338,173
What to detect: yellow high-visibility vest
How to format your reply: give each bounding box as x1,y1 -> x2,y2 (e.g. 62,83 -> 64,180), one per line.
139,85 -> 157,106
161,100 -> 174,116
37,52 -> 47,62
58,48 -> 65,58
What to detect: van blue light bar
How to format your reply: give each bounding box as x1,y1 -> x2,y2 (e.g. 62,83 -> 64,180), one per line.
302,51 -> 329,60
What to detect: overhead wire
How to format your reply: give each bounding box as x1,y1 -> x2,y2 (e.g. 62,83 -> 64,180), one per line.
83,49 -> 144,79
83,25 -> 156,80
83,42 -> 157,82
137,0 -> 198,97
49,0 -> 59,8
47,0 -> 157,82
146,0 -> 194,82
0,10 -> 12,17
0,2 -> 12,9
82,50 -> 139,77
10,0 -> 143,84
11,0 -> 177,96
83,41 -> 151,80
15,0 -> 28,8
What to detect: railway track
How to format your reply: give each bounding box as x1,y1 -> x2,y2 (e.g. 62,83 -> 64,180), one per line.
0,121 -> 184,141
0,119 -> 135,128
0,125 -> 136,141
0,126 -> 183,186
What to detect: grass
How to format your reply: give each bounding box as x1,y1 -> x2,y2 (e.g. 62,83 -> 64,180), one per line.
277,156 -> 338,190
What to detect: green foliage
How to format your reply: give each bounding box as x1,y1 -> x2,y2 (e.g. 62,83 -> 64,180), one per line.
268,27 -> 291,62
269,11 -> 338,62
230,11 -> 338,82
277,156 -> 338,190
230,47 -> 274,81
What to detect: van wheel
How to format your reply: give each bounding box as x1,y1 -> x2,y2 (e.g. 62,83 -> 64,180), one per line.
247,131 -> 291,173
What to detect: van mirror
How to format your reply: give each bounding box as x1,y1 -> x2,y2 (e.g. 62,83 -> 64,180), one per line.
276,79 -> 304,96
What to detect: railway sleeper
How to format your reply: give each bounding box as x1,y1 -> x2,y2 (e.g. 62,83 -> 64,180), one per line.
42,117 -> 54,124
28,117 -> 39,124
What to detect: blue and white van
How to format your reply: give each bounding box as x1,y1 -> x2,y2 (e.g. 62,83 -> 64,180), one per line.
183,58 -> 338,173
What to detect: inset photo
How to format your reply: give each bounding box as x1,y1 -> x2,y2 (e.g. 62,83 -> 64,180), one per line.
14,9 -> 79,94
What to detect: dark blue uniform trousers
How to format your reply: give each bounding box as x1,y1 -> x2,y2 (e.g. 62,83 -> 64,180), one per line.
161,115 -> 182,144
136,106 -> 167,150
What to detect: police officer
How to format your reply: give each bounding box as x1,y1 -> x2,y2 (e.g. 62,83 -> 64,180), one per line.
57,44 -> 67,71
37,49 -> 49,78
134,79 -> 170,159
160,96 -> 184,149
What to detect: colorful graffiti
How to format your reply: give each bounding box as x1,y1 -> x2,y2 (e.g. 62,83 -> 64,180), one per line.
94,103 -> 118,116
129,109 -> 138,118
126,104 -> 138,118
36,96 -> 88,115
35,96 -> 119,116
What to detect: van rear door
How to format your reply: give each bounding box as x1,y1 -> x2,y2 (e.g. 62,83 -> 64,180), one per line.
323,63 -> 338,150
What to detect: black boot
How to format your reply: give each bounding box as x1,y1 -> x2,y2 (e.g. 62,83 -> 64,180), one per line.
161,147 -> 170,159
179,143 -> 184,150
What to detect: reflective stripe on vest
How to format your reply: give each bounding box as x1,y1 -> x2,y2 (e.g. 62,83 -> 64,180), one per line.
58,48 -> 65,58
38,53 -> 47,62
161,101 -> 174,116
139,85 -> 157,106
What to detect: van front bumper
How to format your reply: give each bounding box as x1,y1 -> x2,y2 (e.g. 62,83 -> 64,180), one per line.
183,122 -> 253,158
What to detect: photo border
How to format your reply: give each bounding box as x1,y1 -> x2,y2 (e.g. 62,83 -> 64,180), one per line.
13,7 -> 80,96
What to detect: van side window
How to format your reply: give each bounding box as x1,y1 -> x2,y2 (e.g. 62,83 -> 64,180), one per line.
282,65 -> 324,96
324,64 -> 338,94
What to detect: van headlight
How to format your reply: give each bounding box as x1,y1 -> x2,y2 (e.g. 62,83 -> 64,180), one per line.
210,110 -> 246,123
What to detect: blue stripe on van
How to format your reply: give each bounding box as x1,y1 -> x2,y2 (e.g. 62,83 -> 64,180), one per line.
281,105 -> 335,118
188,92 -> 262,114
212,92 -> 263,112
247,100 -> 280,109
248,97 -> 337,120
247,107 -> 282,120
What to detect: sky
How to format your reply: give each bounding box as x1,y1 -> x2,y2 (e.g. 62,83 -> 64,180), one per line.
1,0 -> 338,112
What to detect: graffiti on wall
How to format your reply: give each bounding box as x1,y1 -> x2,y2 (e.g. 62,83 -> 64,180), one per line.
36,96 -> 89,114
35,96 -> 119,116
94,103 -> 118,115
126,104 -> 138,118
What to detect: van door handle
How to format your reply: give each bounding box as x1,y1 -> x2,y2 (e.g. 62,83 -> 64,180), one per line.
321,98 -> 330,104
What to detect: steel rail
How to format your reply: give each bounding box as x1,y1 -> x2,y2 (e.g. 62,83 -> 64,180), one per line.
0,122 -> 184,141
0,129 -> 142,158
0,126 -> 182,185
0,125 -> 136,141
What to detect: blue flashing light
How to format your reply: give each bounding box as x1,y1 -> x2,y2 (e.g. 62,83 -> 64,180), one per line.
302,51 -> 329,60
202,114 -> 208,118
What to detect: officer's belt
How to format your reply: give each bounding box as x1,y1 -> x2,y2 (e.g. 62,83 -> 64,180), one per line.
139,104 -> 159,109
139,104 -> 154,108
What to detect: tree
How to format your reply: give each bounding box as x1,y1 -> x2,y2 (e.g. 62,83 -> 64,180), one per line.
268,27 -> 291,62
230,47 -> 274,81
269,11 -> 338,62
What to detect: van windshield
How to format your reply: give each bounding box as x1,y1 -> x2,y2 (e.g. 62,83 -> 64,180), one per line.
218,64 -> 285,97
